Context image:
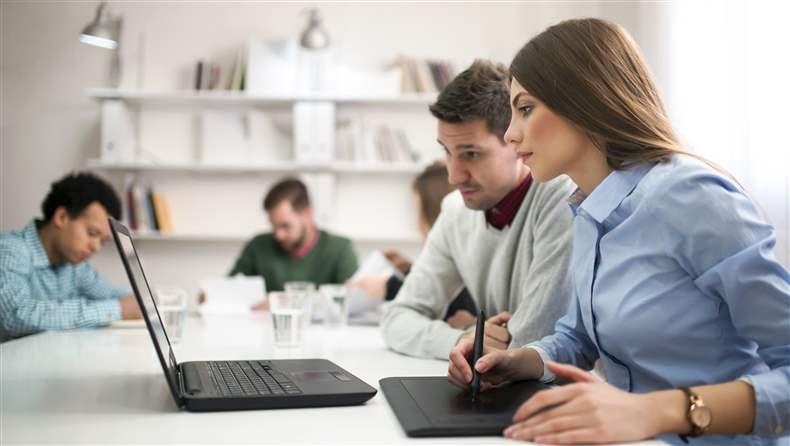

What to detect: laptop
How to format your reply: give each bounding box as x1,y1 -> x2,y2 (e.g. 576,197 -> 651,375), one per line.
380,377 -> 550,437
109,218 -> 377,412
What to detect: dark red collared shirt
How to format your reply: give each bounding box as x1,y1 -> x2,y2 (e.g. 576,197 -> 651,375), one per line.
485,173 -> 533,230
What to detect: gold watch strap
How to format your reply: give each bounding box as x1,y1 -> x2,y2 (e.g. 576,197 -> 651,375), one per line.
679,387 -> 705,442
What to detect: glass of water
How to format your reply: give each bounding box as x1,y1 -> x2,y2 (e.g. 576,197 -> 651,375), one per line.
269,291 -> 307,348
319,284 -> 348,328
156,287 -> 187,343
284,281 -> 317,326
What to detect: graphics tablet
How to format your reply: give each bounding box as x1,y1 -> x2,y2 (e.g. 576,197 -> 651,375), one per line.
380,376 -> 550,437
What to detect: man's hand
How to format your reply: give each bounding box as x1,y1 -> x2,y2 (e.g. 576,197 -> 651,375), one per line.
447,309 -> 476,329
456,311 -> 512,351
119,295 -> 142,320
345,273 -> 390,300
383,250 -> 412,274
250,297 -> 270,312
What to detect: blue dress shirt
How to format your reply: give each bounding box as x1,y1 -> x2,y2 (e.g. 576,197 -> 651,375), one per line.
530,155 -> 790,445
0,221 -> 128,342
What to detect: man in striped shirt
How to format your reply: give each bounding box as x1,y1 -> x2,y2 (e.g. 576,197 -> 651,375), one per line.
0,173 -> 142,342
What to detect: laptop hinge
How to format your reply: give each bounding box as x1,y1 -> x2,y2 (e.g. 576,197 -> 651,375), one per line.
175,364 -> 187,407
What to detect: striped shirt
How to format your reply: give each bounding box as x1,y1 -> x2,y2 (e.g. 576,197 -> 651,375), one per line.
0,221 -> 127,342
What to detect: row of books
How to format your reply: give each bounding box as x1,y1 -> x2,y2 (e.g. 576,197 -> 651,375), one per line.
124,179 -> 173,234
193,47 -> 247,91
335,120 -> 419,163
398,56 -> 456,93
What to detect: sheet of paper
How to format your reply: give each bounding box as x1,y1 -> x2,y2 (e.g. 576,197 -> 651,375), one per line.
351,250 -> 399,280
199,276 -> 266,315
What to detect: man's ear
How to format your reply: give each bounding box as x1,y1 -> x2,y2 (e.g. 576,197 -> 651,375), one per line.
301,207 -> 314,224
51,207 -> 71,228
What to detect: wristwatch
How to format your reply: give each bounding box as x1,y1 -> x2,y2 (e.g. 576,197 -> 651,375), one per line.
679,387 -> 712,443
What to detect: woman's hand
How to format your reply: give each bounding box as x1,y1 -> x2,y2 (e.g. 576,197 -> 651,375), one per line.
504,362 -> 661,444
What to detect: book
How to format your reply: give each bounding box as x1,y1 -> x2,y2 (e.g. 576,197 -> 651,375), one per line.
194,60 -> 204,91
146,189 -> 159,231
151,191 -> 173,234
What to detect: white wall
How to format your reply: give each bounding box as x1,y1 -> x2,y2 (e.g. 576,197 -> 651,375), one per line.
6,1 -> 790,298
1,1 -> 613,293
14,2 -> 782,297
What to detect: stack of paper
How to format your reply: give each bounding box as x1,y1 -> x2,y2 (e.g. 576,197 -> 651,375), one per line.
199,276 -> 266,315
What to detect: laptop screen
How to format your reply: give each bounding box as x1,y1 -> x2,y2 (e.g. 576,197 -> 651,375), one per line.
110,219 -> 182,404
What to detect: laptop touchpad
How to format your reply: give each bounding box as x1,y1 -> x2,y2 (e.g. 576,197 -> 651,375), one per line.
290,371 -> 335,382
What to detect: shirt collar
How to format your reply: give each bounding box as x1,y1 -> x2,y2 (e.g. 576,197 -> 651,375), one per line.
569,163 -> 653,224
485,173 -> 533,230
292,226 -> 320,258
23,220 -> 52,268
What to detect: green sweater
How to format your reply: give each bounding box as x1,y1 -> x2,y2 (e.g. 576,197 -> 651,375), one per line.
229,230 -> 358,291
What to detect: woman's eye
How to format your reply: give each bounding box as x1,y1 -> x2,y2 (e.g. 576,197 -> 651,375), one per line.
518,105 -> 533,117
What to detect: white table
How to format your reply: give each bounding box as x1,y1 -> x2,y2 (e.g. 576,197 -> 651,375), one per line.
0,313 -> 473,444
1,313 -> 665,444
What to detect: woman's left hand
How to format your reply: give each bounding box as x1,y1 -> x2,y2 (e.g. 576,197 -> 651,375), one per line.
504,361 -> 660,444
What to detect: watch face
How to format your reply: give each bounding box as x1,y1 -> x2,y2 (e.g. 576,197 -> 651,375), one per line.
691,406 -> 713,428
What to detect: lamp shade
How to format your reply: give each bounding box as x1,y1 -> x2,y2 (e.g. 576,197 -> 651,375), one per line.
79,2 -> 119,49
299,9 -> 329,50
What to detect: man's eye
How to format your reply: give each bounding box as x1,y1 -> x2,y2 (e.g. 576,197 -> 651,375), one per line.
463,152 -> 480,160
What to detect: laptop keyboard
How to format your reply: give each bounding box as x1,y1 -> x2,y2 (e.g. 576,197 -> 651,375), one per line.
208,361 -> 302,397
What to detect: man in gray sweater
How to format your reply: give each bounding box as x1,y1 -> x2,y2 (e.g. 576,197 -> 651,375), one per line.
381,60 -> 575,360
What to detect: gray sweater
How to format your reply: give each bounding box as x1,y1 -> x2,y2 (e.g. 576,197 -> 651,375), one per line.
381,176 -> 575,359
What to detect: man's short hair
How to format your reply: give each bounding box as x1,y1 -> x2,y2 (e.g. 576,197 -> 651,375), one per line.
41,172 -> 121,222
263,178 -> 310,212
428,59 -> 511,141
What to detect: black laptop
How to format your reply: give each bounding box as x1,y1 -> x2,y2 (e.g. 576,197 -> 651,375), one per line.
109,218 -> 377,412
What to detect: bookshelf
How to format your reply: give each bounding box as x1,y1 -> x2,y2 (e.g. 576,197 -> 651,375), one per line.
86,87 -> 436,248
85,159 -> 426,175
86,88 -> 437,106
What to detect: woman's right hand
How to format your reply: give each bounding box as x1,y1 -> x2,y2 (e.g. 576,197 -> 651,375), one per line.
448,339 -> 540,391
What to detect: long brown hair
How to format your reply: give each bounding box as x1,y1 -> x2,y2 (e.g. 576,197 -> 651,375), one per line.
509,18 -> 683,169
413,161 -> 454,229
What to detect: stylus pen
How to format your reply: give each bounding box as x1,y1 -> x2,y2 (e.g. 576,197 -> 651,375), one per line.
470,310 -> 485,402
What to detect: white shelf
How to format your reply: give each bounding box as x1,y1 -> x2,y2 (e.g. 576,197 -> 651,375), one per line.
85,159 -> 427,175
85,88 -> 437,106
129,232 -> 421,244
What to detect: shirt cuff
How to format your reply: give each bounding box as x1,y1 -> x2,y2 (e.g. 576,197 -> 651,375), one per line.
111,287 -> 130,300
739,370 -> 789,437
526,346 -> 556,383
97,298 -> 123,324
434,324 -> 466,360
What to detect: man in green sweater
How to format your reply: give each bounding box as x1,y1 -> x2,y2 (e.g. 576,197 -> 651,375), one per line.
229,178 -> 358,308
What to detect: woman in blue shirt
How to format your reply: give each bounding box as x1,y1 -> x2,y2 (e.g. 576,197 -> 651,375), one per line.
448,18 -> 790,445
